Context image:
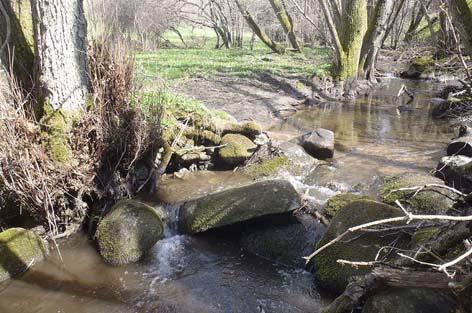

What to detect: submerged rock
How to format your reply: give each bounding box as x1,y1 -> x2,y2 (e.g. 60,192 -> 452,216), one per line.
298,128 -> 334,160
380,174 -> 455,213
324,193 -> 372,218
362,288 -> 459,313
96,200 -> 164,265
0,228 -> 48,282
436,155 -> 472,193
179,179 -> 301,234
312,200 -> 404,294
240,214 -> 323,267
218,134 -> 257,166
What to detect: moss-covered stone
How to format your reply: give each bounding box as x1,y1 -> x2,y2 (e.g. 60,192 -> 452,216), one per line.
312,200 -> 404,294
411,227 -> 441,246
243,156 -> 290,178
179,179 -> 301,234
324,193 -> 372,218
0,228 -> 48,282
219,121 -> 263,139
218,134 -> 257,166
96,199 -> 164,265
411,56 -> 434,73
380,174 -> 455,213
362,288 -> 459,313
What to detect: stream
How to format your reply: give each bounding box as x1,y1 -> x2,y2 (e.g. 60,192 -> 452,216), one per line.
0,78 -> 456,313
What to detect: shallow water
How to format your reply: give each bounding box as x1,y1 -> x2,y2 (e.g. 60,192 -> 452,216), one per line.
0,78 -> 455,313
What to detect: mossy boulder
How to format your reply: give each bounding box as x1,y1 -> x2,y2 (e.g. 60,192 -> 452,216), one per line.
220,121 -> 263,139
179,179 -> 301,234
218,134 -> 257,166
324,193 -> 372,218
240,218 -> 318,267
362,288 -> 459,313
411,227 -> 441,246
243,156 -> 290,178
380,174 -> 455,213
96,199 -> 164,265
277,141 -> 322,177
0,228 -> 48,282
312,200 -> 404,294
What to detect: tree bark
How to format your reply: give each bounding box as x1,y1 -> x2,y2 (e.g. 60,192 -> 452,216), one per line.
448,0 -> 472,56
234,0 -> 284,54
359,0 -> 393,80
30,0 -> 90,111
0,0 -> 35,92
268,0 -> 302,52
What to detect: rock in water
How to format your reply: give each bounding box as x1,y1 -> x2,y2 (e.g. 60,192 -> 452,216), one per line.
362,288 -> 459,313
436,155 -> 472,193
96,200 -> 164,265
312,200 -> 404,294
0,228 -> 48,282
299,128 -> 334,160
179,179 -> 301,234
380,174 -> 455,213
218,134 -> 257,166
447,136 -> 472,157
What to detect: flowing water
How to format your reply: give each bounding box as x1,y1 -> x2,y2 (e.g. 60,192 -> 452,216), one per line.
0,78 -> 456,313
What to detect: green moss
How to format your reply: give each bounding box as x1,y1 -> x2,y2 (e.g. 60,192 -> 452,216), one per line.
411,227 -> 440,246
179,180 -> 300,234
380,174 -> 454,213
0,228 -> 48,282
40,105 -> 81,165
244,156 -> 290,178
96,200 -> 164,265
411,56 -> 434,73
324,193 -> 372,218
219,134 -> 257,166
312,200 -> 404,294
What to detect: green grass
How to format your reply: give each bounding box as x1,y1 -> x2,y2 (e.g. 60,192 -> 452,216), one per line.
136,47 -> 330,84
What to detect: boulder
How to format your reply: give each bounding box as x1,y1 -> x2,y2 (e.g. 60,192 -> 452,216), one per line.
220,121 -> 263,139
277,141 -> 321,176
447,136 -> 472,157
0,228 -> 48,282
218,134 -> 257,166
436,155 -> 472,193
96,199 -> 164,265
312,200 -> 404,294
362,288 -> 459,313
240,214 -> 323,267
324,193 -> 372,218
380,174 -> 455,213
179,179 -> 301,234
298,128 -> 334,160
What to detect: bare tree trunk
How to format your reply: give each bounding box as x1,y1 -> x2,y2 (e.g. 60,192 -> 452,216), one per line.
0,0 -> 35,93
30,0 -> 90,164
234,0 -> 284,54
359,0 -> 393,80
268,0 -> 302,52
448,0 -> 472,56
30,0 -> 90,111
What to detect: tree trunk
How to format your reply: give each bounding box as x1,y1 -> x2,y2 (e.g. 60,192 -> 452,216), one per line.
30,0 -> 90,111
359,0 -> 393,80
268,0 -> 302,52
0,0 -> 35,93
448,0 -> 472,56
234,0 -> 284,54
30,0 -> 90,164
337,0 -> 368,80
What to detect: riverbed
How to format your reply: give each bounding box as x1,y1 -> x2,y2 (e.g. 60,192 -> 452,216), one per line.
0,78 -> 455,313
